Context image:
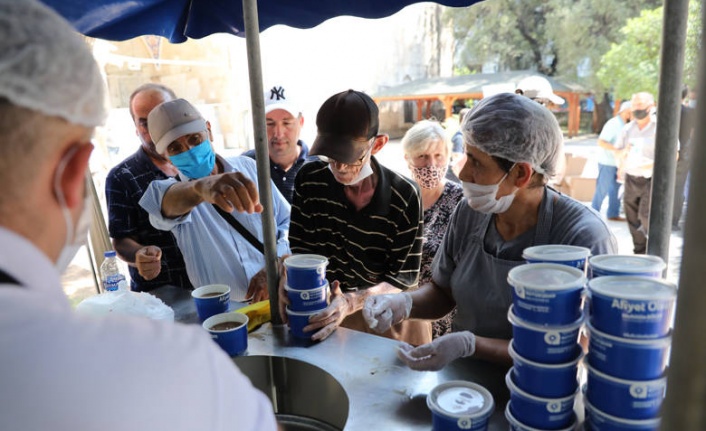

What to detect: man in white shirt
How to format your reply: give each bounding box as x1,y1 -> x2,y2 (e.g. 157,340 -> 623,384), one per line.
616,92 -> 657,254
0,1 -> 277,430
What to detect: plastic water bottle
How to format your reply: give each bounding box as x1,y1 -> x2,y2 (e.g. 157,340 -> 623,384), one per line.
100,250 -> 127,292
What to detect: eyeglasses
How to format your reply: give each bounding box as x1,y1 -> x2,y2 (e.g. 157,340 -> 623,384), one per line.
319,140 -> 374,169
166,131 -> 208,156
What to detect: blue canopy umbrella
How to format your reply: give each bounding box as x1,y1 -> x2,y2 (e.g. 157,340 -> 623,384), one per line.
42,0 -> 478,43
40,0 -> 481,323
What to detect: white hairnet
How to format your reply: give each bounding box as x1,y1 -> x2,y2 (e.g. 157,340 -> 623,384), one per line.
0,0 -> 106,127
462,93 -> 563,177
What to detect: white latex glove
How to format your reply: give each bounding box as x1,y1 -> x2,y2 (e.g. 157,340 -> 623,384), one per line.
397,331 -> 476,371
306,281 -> 352,341
362,292 -> 412,333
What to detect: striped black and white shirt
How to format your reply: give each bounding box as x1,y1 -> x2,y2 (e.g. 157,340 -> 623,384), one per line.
290,158 -> 423,291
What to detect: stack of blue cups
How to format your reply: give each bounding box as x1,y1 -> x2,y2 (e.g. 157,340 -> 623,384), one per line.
504,245 -> 591,431
583,255 -> 676,431
283,254 -> 330,339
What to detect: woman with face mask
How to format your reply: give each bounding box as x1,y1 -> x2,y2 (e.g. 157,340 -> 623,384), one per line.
363,93 -> 618,369
401,120 -> 463,339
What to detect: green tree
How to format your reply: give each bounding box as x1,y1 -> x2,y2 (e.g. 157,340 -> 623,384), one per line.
683,0 -> 702,90
445,0 -> 559,75
597,1 -> 702,99
548,0 -> 661,91
445,0 -> 660,86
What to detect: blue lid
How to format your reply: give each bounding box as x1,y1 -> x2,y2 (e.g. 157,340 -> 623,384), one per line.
104,250 -> 116,258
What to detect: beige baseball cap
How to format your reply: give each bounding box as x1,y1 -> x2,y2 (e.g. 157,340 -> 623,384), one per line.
148,98 -> 207,154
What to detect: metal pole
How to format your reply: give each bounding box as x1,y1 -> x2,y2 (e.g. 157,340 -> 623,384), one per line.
87,171 -> 111,293
659,0 -> 706,429
647,0 -> 689,262
242,0 -> 282,324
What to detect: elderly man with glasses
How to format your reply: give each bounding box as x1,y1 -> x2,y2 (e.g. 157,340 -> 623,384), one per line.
280,90 -> 429,346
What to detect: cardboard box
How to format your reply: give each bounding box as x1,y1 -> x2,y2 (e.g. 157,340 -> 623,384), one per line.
549,153 -> 597,201
565,176 -> 596,202
551,181 -> 571,195
550,153 -> 589,196
564,153 -> 587,177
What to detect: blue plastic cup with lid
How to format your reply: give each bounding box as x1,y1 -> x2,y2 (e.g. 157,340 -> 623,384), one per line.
589,254 -> 665,278
286,306 -> 327,339
427,380 -> 494,431
505,370 -> 577,430
584,363 -> 667,420
586,320 -> 671,380
583,395 -> 662,431
509,342 -> 583,398
522,244 -> 591,274
284,254 -> 329,290
285,282 -> 329,312
508,304 -> 584,364
508,263 -> 587,326
505,402 -> 577,431
587,276 -> 677,339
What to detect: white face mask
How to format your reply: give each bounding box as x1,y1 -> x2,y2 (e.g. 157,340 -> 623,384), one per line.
54,150 -> 92,273
462,166 -> 517,214
328,159 -> 374,186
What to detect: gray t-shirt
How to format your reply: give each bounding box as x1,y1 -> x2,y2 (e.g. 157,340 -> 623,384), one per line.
432,187 -> 617,338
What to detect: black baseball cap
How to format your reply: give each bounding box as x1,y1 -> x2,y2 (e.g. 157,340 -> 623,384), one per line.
310,89 -> 380,164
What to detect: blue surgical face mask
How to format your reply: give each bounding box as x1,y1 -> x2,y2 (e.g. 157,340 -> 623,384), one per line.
170,139 -> 216,179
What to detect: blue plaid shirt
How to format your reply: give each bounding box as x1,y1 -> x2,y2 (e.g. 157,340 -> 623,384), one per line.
105,148 -> 192,291
242,140 -> 313,204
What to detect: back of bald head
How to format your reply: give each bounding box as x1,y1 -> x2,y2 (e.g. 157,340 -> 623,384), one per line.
129,83 -> 177,119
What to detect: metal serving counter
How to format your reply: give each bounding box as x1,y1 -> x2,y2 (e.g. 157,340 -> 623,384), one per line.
152,285 -> 511,430
244,324 -> 511,430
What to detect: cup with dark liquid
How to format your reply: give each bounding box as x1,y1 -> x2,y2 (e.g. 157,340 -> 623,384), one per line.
191,284 -> 231,321
203,312 -> 249,356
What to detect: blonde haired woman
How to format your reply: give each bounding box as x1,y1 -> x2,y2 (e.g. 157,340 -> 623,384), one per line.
402,120 -> 463,338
